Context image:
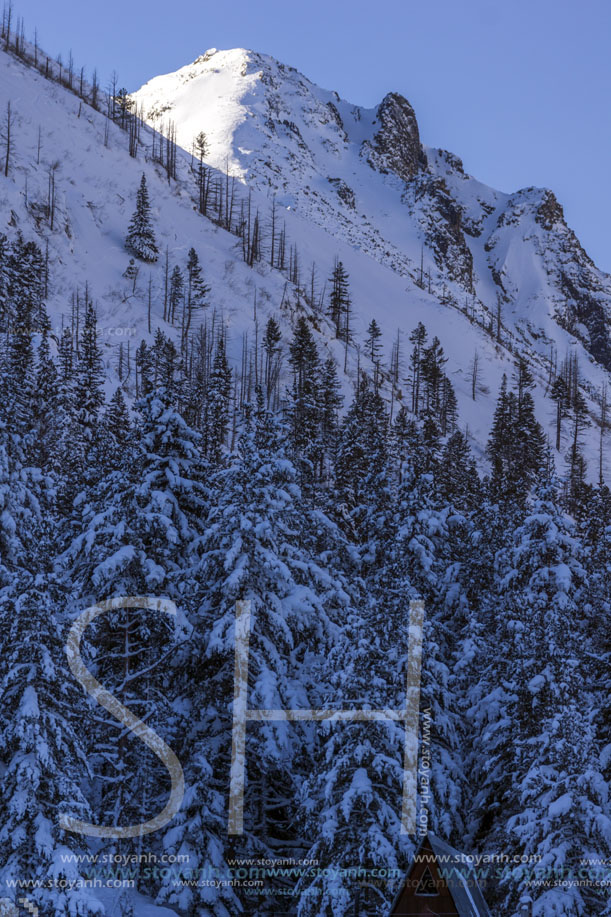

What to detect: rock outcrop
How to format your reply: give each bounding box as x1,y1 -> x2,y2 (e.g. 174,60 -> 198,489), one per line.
363,92 -> 425,182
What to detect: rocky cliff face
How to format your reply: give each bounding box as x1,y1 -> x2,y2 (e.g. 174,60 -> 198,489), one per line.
363,92 -> 425,182
408,172 -> 474,289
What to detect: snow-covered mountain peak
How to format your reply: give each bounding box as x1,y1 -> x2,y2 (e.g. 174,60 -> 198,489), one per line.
131,46 -> 429,189
132,48 -> 611,375
131,46 -> 385,187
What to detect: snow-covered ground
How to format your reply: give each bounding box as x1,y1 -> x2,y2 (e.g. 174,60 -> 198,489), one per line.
0,42 -> 609,476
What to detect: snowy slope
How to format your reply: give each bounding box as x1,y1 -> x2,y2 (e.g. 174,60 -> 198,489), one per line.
0,43 -> 609,477
132,48 -> 611,372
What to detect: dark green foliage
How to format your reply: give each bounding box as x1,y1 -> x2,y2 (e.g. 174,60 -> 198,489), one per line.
335,373 -> 389,540
486,374 -> 546,502
437,431 -> 480,509
328,258 -> 350,338
205,334 -> 232,465
125,173 -> 158,262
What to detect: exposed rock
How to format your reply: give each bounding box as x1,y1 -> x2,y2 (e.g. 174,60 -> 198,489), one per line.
536,189 -> 565,230
363,92 -> 425,183
328,178 -> 356,209
195,49 -> 218,64
433,148 -> 465,175
325,101 -> 344,131
407,175 -> 473,289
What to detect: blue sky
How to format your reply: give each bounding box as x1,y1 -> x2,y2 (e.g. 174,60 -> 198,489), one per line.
16,0 -> 611,270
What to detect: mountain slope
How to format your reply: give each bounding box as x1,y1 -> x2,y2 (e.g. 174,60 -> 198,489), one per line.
132,47 -> 611,373
0,42 -> 609,477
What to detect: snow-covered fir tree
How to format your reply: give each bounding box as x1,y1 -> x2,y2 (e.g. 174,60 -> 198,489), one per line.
160,392 -> 348,914
469,477 -> 611,915
57,383 -> 206,873
125,173 -> 158,263
0,577 -> 101,916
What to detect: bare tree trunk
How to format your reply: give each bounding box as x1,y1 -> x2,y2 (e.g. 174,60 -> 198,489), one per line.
600,384 -> 607,486
3,100 -> 12,177
470,350 -> 479,400
4,0 -> 11,51
163,248 -> 169,322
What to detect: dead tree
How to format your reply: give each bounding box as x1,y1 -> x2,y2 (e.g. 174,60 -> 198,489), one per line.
469,350 -> 479,401
3,1 -> 12,52
2,100 -> 14,178
600,383 -> 608,486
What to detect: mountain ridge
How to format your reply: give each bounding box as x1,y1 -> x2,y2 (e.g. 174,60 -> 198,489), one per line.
132,47 -> 611,372
0,38 -> 609,478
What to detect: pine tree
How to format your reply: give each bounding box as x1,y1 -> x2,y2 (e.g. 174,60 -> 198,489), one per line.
125,173 -> 158,262
184,248 -> 209,349
286,317 -> 323,484
365,318 -> 383,365
469,479 -> 611,915
335,374 -> 389,543
150,328 -> 180,397
0,235 -> 45,435
5,234 -> 46,331
168,395 -> 341,913
365,318 -> 383,389
105,387 -> 131,452
0,232 -> 9,326
58,326 -> 74,382
487,375 -> 545,502
193,130 -> 209,215
319,356 -> 343,478
421,335 -> 447,417
53,303 -> 108,507
0,417 -> 40,586
263,316 -> 282,406
439,376 -> 458,436
579,485 -> 611,828
296,604 -> 412,917
551,375 -> 568,452
328,259 -> 350,338
58,387 -> 206,849
76,304 -> 105,446
205,334 -> 232,465
437,430 -> 480,510
0,577 -> 98,916
385,465 -> 467,842
297,460 -> 467,915
30,328 -> 59,469
565,389 -> 590,514
168,264 -> 184,326
0,253 -> 47,581
408,322 -> 427,416
514,355 -> 535,406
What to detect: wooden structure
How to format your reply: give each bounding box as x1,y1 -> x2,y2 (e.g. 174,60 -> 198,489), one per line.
388,833 -> 492,916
